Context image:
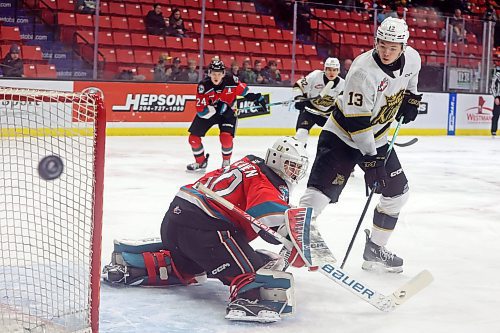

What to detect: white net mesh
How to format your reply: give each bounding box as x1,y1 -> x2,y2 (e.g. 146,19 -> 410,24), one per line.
0,87 -> 103,333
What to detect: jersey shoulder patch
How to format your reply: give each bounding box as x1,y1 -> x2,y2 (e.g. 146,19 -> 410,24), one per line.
197,84 -> 205,94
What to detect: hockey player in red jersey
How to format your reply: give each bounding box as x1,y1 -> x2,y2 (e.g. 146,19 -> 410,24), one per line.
187,59 -> 267,172
103,137 -> 309,323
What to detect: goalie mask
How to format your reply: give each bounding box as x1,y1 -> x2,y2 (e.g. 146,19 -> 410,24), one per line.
265,137 -> 308,184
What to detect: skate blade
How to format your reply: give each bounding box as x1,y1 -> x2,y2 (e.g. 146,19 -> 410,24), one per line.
225,310 -> 281,323
185,168 -> 207,174
362,261 -> 403,274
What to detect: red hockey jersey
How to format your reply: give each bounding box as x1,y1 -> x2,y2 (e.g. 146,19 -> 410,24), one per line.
176,155 -> 290,242
195,75 -> 248,113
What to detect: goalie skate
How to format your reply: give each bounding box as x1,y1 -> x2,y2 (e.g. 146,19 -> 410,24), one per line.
225,299 -> 281,323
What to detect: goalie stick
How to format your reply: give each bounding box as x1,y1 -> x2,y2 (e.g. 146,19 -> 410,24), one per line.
238,80 -> 334,112
194,183 -> 433,312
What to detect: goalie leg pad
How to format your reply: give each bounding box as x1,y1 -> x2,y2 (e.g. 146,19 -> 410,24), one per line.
102,238 -> 207,287
231,268 -> 295,316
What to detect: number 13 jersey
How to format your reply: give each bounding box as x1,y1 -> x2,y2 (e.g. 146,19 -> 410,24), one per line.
323,46 -> 421,156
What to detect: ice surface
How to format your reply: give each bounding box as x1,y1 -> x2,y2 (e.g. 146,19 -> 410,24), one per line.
99,136 -> 500,333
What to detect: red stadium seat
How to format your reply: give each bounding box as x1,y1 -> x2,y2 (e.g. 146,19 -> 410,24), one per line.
275,42 -> 290,55
219,12 -> 234,24
130,33 -> 149,47
137,66 -> 155,81
23,64 -> 37,78
241,1 -> 256,13
111,17 -> 128,30
76,14 -> 93,28
165,36 -> 183,49
297,59 -> 312,72
116,49 -> 135,64
182,38 -> 199,51
254,27 -> 269,40
268,28 -> 283,41
57,13 -> 76,26
227,1 -> 242,12
209,24 -> 224,36
149,35 -> 166,48
303,44 -> 317,56
282,30 -> 294,42
343,34 -> 358,45
244,41 -> 261,54
134,50 -> 153,64
233,13 -> 248,25
246,14 -> 262,26
110,2 -> 127,16
281,58 -> 292,71
36,64 -> 57,79
205,10 -> 219,22
260,41 -> 277,55
21,46 -> 43,61
338,10 -> 351,21
224,24 -> 240,37
203,38 -> 216,52
239,27 -> 255,39
99,48 -> 117,63
261,15 -> 276,27
75,30 -> 94,44
99,16 -> 112,29
98,31 -> 114,46
125,3 -> 143,17
113,32 -> 131,46
229,40 -> 245,53
128,17 -> 145,31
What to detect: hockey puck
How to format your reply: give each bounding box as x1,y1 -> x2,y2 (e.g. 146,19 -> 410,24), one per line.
38,155 -> 64,180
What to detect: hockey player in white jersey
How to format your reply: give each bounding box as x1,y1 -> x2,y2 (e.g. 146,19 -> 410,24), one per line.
293,57 -> 345,145
299,17 -> 422,273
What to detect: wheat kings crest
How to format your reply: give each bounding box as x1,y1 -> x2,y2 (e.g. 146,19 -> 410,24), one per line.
323,46 -> 421,156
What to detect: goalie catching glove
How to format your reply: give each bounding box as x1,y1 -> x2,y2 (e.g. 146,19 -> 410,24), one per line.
396,90 -> 422,124
244,92 -> 267,113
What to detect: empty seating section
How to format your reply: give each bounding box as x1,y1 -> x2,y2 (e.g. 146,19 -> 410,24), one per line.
31,0 -> 320,78
309,5 -> 483,69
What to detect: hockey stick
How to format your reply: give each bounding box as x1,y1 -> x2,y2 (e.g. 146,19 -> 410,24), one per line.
238,80 -> 334,112
193,183 -> 294,249
195,183 -> 433,312
393,137 -> 418,147
340,118 -> 403,269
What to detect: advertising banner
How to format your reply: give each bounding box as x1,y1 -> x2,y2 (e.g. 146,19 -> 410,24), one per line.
73,81 -> 198,123
455,93 -> 494,133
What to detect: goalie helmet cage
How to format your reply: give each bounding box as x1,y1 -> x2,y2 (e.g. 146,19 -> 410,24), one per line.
0,87 -> 106,333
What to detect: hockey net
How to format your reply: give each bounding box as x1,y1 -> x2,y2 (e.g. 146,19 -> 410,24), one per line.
0,87 -> 106,333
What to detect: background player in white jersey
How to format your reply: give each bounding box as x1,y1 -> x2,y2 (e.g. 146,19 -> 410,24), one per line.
293,57 -> 345,145
299,17 -> 422,273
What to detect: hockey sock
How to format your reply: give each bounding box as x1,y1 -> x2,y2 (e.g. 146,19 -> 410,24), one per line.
295,128 -> 309,144
219,132 -> 233,162
189,134 -> 206,163
371,208 -> 397,246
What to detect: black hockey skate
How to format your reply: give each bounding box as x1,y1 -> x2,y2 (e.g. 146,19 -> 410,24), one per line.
186,154 -> 209,172
362,229 -> 403,273
225,298 -> 281,323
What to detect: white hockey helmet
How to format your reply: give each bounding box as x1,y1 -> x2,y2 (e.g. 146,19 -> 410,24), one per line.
265,136 -> 309,184
376,17 -> 409,46
324,57 -> 340,70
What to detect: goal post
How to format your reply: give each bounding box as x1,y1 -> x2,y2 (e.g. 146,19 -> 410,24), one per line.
0,87 -> 106,333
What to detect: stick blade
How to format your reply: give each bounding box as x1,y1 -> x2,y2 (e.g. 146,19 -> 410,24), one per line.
319,80 -> 334,97
389,269 -> 434,307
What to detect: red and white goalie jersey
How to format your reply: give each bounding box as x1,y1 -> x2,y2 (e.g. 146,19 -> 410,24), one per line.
176,155 -> 290,241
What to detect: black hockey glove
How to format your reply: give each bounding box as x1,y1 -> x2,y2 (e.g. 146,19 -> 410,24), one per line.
214,100 -> 229,114
396,91 -> 422,124
362,154 -> 386,194
245,92 -> 267,112
294,95 -> 309,110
